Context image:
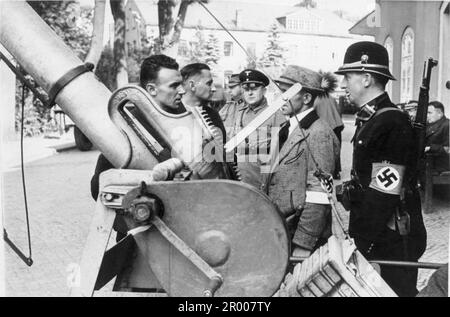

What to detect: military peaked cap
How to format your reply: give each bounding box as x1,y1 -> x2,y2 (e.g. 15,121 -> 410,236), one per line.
239,69 -> 270,87
335,41 -> 396,80
228,74 -> 241,87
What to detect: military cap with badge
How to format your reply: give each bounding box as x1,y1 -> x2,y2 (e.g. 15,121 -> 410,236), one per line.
239,69 -> 270,89
228,73 -> 241,88
335,41 -> 396,80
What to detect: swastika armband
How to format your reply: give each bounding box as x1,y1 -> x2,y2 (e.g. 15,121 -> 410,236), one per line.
369,162 -> 405,195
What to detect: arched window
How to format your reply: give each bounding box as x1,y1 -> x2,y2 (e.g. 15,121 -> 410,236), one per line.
401,27 -> 414,102
384,36 -> 394,97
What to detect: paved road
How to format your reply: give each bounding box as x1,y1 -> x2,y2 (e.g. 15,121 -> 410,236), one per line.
2,119 -> 449,296
2,149 -> 98,296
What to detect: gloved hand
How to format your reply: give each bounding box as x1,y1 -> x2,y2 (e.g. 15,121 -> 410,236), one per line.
151,158 -> 184,181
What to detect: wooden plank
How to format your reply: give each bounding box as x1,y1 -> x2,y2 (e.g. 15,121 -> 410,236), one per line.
69,200 -> 116,297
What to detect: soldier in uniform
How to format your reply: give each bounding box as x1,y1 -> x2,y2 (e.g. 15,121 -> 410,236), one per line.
336,41 -> 427,297
264,65 -> 340,258
219,73 -> 242,122
228,73 -> 243,103
221,69 -> 285,188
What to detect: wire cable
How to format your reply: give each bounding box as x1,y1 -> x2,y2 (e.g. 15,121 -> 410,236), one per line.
3,83 -> 33,266
20,85 -> 33,265
197,0 -> 285,92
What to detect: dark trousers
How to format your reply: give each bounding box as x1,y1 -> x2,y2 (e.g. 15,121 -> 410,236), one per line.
355,234 -> 419,297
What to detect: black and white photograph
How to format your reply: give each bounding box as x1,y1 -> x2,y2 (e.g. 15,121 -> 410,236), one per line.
0,0 -> 449,300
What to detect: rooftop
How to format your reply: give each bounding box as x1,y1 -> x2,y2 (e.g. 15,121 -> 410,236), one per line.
132,0 -> 356,37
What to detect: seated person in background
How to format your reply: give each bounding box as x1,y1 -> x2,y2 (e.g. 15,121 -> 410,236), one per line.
425,101 -> 449,172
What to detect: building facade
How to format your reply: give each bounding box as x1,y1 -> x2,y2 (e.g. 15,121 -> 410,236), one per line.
125,0 -> 370,85
350,1 -> 450,112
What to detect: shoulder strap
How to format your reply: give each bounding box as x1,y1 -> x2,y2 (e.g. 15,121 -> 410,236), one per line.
373,106 -> 403,119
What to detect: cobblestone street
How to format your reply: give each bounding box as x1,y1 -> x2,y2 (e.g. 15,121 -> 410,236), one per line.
1,118 -> 449,296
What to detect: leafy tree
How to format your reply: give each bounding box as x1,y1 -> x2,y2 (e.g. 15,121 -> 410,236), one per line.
186,30 -> 221,68
27,1 -> 92,60
95,47 -> 115,91
259,23 -> 286,68
186,28 -> 206,63
16,1 -> 93,136
201,33 -> 221,67
127,37 -> 156,84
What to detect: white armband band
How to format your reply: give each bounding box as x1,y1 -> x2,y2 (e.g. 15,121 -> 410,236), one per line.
369,162 -> 405,195
305,191 -> 330,204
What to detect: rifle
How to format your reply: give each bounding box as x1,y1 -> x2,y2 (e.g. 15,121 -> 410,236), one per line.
414,58 -> 438,163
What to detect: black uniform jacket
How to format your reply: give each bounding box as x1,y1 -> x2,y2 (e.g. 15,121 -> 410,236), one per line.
350,93 -> 426,256
425,116 -> 450,172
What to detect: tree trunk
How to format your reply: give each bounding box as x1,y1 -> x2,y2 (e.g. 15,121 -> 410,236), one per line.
158,0 -> 207,57
157,0 -> 177,54
110,0 -> 128,89
85,0 -> 106,69
163,0 -> 190,56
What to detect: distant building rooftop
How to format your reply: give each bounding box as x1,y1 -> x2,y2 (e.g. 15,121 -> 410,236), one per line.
348,10 -> 377,36
133,0 -> 356,37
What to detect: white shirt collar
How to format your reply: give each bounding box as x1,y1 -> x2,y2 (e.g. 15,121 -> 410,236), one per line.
288,108 -> 314,136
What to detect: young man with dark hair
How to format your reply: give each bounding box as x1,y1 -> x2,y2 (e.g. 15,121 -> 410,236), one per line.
425,100 -> 449,172
139,54 -> 186,114
91,54 -> 186,200
227,73 -> 243,103
336,41 -> 427,297
180,62 -> 226,143
219,73 -> 242,129
180,63 -> 216,108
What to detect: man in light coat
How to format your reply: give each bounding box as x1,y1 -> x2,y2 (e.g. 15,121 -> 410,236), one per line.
263,65 -> 340,258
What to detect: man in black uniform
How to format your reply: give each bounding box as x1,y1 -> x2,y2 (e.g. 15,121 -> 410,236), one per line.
336,41 -> 427,297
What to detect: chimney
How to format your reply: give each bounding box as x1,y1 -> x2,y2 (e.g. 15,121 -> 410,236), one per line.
235,9 -> 242,28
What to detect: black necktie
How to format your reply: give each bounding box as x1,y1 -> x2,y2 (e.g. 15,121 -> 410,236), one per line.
279,121 -> 290,151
